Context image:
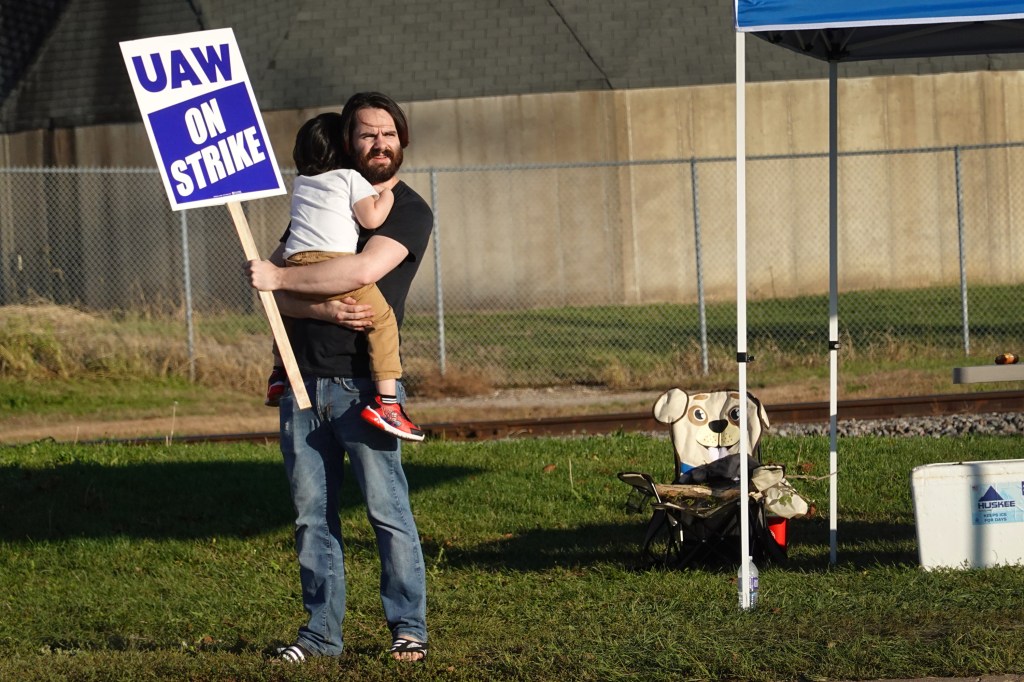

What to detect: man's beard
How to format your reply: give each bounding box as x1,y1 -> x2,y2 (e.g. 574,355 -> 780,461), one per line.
356,146 -> 403,184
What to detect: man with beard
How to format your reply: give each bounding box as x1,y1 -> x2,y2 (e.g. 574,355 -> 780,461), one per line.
262,110 -> 425,442
246,92 -> 432,664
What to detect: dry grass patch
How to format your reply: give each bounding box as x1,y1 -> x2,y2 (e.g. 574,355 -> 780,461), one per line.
0,304 -> 270,393
406,365 -> 495,398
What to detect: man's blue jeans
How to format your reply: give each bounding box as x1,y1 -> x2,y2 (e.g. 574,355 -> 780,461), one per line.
279,376 -> 427,656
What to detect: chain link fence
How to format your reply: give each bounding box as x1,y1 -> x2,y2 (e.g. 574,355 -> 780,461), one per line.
3,144 -> 1024,392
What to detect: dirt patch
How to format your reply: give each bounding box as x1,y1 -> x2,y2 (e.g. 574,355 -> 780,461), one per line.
1,387 -> 655,445
1,413 -> 282,445
0,383 -> 833,446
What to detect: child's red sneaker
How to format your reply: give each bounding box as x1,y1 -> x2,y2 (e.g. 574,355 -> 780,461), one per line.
265,367 -> 286,407
361,397 -> 425,442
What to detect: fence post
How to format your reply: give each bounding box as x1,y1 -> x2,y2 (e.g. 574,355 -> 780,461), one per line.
690,158 -> 709,374
0,169 -> 13,304
954,146 -> 970,356
430,170 -> 447,376
180,209 -> 196,382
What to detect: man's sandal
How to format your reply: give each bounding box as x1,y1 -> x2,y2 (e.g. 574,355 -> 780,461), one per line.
274,643 -> 312,663
390,637 -> 428,662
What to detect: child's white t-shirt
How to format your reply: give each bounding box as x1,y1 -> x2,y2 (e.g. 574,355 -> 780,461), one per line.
283,168 -> 378,258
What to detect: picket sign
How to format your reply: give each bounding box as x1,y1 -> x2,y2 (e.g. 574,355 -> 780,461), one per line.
120,28 -> 310,409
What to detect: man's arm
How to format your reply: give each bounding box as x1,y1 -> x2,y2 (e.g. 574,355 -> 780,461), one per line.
259,243 -> 334,322
248,236 -> 409,328
261,241 -> 375,327
250,235 -> 409,296
275,291 -> 374,328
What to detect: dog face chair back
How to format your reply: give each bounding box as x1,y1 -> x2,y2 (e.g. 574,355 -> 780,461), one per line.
652,388 -> 770,480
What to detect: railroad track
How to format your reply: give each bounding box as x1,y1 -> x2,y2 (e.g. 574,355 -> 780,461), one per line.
101,389 -> 1024,445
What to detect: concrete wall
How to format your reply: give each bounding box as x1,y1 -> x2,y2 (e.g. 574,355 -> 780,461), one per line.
15,71 -> 1024,170
4,71 -> 1024,311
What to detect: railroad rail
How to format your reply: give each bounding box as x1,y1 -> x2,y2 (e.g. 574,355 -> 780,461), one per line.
84,389 -> 1024,446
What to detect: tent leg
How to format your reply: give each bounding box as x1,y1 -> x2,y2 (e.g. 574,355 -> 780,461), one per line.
828,61 -> 840,566
735,31 -> 754,606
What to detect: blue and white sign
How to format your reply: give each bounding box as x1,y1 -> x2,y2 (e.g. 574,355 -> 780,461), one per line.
120,29 -> 285,210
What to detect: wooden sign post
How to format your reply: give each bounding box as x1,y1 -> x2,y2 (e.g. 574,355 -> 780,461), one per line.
227,202 -> 311,409
121,29 -> 310,409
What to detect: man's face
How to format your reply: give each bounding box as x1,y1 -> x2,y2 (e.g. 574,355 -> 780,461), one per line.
351,108 -> 403,184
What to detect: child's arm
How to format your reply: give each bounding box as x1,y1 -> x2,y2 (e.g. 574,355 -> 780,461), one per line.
352,186 -> 394,229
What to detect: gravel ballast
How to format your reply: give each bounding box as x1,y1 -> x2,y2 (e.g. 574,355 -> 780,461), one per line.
771,412 -> 1024,438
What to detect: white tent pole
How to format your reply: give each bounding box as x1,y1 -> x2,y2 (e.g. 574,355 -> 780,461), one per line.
828,62 -> 840,565
736,30 -> 752,607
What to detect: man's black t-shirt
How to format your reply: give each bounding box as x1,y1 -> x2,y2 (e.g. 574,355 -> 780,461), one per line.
284,180 -> 433,378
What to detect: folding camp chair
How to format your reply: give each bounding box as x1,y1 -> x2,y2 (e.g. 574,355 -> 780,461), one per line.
619,388 -> 803,568
617,471 -> 684,566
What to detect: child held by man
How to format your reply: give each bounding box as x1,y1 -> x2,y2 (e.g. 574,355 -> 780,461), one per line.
265,112 -> 423,442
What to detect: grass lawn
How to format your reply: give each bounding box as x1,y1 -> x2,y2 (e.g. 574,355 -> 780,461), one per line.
1,433 -> 1022,681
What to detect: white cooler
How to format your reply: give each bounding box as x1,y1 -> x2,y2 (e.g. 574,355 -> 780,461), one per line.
911,459 -> 1024,569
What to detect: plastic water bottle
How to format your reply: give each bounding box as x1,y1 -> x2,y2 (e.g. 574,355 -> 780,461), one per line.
737,556 -> 759,610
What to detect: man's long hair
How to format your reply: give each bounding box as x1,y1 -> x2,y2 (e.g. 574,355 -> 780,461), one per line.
339,92 -> 410,156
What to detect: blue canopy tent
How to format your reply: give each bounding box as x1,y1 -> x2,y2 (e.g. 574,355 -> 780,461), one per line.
730,1 -> 1024,599
737,1 -> 1024,60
